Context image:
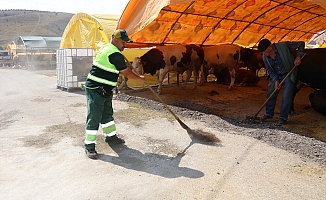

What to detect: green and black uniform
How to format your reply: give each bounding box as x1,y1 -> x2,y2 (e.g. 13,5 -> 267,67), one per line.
84,43 -> 127,150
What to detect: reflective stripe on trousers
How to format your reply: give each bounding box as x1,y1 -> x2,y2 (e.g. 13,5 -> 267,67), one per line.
84,120 -> 117,144
84,88 -> 116,145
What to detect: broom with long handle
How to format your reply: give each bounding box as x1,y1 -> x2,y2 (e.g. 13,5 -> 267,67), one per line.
123,55 -> 220,143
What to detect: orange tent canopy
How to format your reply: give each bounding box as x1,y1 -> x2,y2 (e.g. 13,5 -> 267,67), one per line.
117,0 -> 326,48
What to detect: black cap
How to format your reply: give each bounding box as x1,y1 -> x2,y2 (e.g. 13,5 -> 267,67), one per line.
258,39 -> 271,52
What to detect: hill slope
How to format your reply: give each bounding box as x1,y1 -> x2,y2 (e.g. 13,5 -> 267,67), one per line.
0,10 -> 74,49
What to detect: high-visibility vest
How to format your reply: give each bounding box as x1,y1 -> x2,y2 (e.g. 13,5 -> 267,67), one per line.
86,44 -> 121,87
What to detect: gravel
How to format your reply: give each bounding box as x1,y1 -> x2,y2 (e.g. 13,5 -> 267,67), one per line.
115,93 -> 326,164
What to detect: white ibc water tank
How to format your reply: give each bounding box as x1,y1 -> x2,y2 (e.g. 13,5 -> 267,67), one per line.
56,48 -> 94,92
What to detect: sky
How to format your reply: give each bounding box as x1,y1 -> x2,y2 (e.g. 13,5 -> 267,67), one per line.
0,0 -> 130,14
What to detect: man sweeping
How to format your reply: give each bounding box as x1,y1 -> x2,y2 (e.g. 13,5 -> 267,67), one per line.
84,29 -> 146,159
258,39 -> 305,126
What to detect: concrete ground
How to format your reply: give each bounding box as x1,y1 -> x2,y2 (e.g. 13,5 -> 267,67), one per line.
0,68 -> 325,200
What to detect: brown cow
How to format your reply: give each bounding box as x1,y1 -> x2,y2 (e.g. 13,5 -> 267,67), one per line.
201,45 -> 241,91
240,48 -> 265,76
208,67 -> 260,86
132,44 -> 204,94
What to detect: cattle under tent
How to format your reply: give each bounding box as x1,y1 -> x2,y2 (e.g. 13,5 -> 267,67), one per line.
110,0 -> 326,136
116,0 -> 326,48
109,0 -> 326,90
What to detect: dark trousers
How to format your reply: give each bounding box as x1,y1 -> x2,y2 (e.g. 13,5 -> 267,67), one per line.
84,88 -> 115,146
265,74 -> 295,121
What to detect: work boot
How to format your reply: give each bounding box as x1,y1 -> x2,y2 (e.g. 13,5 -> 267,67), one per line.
274,118 -> 286,126
85,143 -> 98,159
85,148 -> 98,159
260,115 -> 272,122
105,135 -> 125,144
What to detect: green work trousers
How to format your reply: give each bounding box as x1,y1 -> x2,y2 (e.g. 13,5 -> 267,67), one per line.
84,87 -> 116,146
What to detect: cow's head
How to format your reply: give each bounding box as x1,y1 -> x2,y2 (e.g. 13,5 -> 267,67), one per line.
132,57 -> 145,75
134,49 -> 165,76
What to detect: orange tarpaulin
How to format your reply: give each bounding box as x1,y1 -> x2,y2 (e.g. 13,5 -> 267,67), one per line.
117,0 -> 326,48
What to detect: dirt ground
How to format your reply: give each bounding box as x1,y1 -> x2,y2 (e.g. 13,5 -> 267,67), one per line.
0,68 -> 325,200
122,75 -> 326,142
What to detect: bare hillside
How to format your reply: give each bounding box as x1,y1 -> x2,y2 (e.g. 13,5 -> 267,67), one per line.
0,10 -> 73,48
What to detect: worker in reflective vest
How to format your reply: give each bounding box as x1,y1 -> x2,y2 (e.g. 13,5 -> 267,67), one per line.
84,29 -> 146,159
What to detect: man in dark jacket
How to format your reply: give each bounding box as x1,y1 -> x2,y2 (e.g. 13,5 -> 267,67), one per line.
258,39 -> 305,126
